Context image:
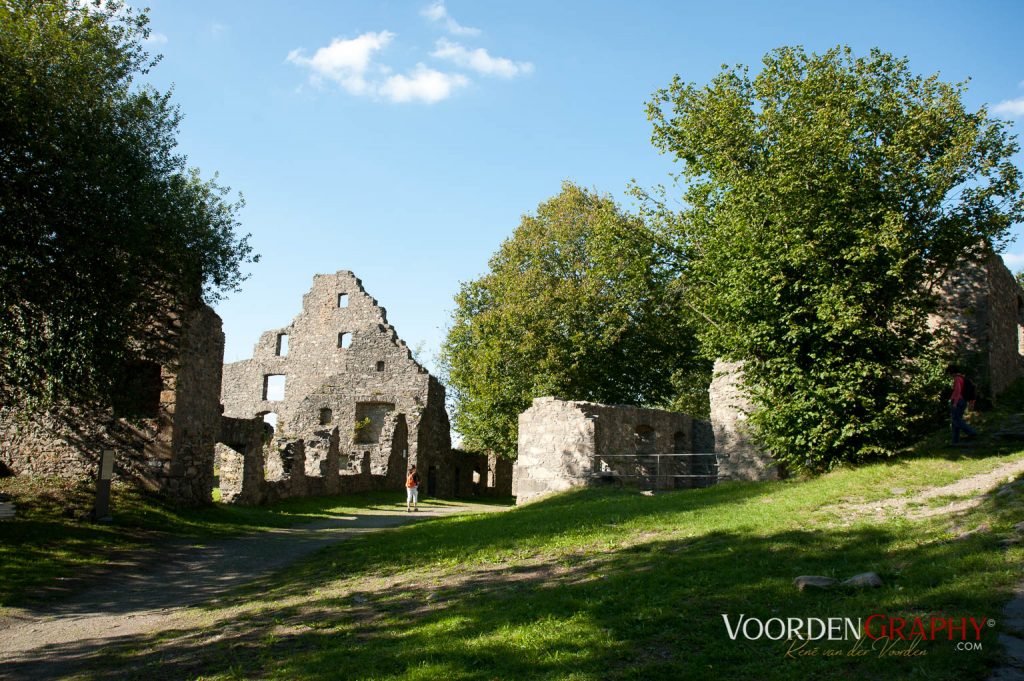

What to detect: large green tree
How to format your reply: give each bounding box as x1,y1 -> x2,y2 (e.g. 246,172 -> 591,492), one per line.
440,182 -> 707,458
644,46 -> 1024,472
0,0 -> 255,409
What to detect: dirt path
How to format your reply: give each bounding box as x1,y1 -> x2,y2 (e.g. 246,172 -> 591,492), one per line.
822,456 -> 1024,680
0,502 -> 503,680
830,457 -> 1024,521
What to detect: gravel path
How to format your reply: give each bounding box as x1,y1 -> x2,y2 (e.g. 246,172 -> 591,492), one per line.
0,502 -> 500,680
831,457 -> 1024,520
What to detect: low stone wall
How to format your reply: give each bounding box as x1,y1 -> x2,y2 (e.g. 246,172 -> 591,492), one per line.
217,416 -> 266,504
515,397 -> 711,505
214,418 -> 491,504
487,453 -> 514,497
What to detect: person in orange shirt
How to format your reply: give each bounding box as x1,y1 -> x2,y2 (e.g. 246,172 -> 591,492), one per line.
406,465 -> 420,512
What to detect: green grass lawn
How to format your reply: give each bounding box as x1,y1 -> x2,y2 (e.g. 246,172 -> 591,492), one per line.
0,476 -> 465,608
4,395 -> 1023,679
61,442 -> 1023,681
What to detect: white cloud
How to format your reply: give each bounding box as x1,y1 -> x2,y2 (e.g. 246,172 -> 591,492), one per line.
144,32 -> 168,45
992,96 -> 1024,118
420,2 -> 480,37
287,31 -> 395,96
431,38 -> 532,78
289,33 -> 466,104
379,64 -> 468,103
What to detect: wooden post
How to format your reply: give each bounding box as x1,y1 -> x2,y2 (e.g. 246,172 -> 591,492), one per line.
94,449 -> 114,522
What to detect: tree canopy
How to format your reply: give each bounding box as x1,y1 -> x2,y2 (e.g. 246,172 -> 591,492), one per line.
0,0 -> 256,409
644,45 -> 1024,472
440,182 -> 707,458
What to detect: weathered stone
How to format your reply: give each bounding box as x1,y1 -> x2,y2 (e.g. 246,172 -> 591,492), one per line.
842,572 -> 883,588
709,361 -> 780,482
515,397 -> 714,505
219,271 -> 512,502
930,249 -> 1024,404
794,576 -> 838,591
0,298 -> 224,507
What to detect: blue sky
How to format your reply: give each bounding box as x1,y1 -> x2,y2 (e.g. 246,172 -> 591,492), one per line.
138,0 -> 1024,368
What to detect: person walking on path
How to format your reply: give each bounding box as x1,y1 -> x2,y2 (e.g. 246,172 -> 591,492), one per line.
947,365 -> 978,444
406,465 -> 420,512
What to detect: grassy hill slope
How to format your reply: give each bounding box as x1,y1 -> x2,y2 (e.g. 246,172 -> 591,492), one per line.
88,436 -> 1024,679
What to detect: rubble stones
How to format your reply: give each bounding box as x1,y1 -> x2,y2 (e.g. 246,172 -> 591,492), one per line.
794,576 -> 838,590
841,572 -> 884,588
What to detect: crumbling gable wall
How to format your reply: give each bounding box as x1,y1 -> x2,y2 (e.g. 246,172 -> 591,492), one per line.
515,397 -> 713,505
0,299 -> 225,507
220,271 -> 451,499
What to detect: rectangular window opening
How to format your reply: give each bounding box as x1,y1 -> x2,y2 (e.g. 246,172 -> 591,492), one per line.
263,374 -> 286,401
376,360 -> 385,372
338,332 -> 352,349
276,333 -> 289,356
338,293 -> 349,308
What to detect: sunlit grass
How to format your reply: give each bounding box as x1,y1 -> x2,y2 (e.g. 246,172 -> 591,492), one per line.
5,389 -> 1024,678
75,441 -> 1024,681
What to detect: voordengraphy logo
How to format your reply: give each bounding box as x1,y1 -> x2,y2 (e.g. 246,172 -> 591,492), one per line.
721,613 -> 993,658
721,615 -> 861,642
863,614 -> 989,641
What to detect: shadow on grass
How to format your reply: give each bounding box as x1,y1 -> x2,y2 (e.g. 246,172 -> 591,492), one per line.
4,511 -> 1012,681
222,482 -> 778,606
0,482 -> 491,608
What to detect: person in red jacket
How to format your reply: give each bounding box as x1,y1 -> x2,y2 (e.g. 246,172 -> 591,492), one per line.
946,365 -> 978,444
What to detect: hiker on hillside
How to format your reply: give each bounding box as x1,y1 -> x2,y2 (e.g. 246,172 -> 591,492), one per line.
946,365 -> 978,444
406,465 -> 420,512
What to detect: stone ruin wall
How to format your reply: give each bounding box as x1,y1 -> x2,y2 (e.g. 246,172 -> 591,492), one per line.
218,271 -> 506,503
710,251 -> 1024,482
0,269 -> 516,507
708,360 -> 780,482
0,300 -> 225,507
515,397 -> 714,505
931,250 -> 1024,402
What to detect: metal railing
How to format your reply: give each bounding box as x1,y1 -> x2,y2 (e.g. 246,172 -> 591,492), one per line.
590,452 -> 719,490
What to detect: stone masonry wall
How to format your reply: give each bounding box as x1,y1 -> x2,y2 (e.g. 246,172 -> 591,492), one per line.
165,303 -> 225,504
220,271 -> 451,500
515,397 -> 710,505
986,255 -> 1024,397
711,251 -> 1024,481
931,249 -> 1024,403
0,299 -> 225,507
708,360 -> 780,482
